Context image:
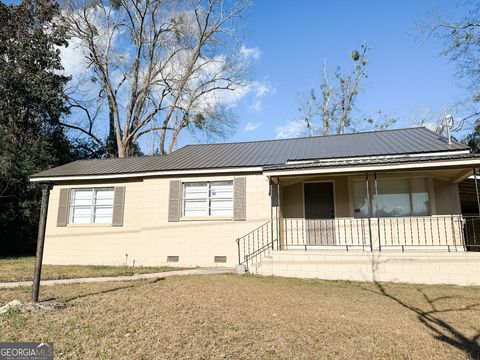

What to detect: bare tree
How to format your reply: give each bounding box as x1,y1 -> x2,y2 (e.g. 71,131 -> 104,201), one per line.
425,3 -> 480,132
298,45 -> 368,136
60,0 -> 250,157
361,110 -> 398,132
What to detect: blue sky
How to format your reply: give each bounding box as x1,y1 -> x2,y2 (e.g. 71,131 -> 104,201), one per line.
224,0 -> 469,144
6,0 -> 470,149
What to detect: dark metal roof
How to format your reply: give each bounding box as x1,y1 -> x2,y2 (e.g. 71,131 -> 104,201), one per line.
31,127 -> 470,178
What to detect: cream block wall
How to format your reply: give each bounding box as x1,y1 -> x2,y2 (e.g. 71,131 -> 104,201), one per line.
43,173 -> 271,267
255,251 -> 480,286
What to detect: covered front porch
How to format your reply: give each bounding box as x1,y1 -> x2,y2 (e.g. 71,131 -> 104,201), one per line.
276,168 -> 480,252
236,159 -> 480,276
237,165 -> 480,285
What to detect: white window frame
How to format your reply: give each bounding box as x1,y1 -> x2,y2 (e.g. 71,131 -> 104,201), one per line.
182,181 -> 234,218
69,187 -> 114,224
351,177 -> 430,218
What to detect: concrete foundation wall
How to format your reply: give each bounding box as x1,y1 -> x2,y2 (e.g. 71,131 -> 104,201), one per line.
255,250 -> 480,286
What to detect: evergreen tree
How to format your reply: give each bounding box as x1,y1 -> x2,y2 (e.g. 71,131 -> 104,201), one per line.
0,0 -> 77,255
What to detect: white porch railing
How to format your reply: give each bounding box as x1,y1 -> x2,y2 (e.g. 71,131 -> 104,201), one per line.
236,216 -> 480,267
282,215 -> 477,252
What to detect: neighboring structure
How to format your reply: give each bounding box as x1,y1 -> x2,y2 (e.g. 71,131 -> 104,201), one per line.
31,127 -> 480,285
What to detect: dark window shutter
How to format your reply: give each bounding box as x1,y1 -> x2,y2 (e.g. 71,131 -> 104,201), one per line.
168,180 -> 182,222
234,177 -> 246,221
57,188 -> 70,227
112,186 -> 126,226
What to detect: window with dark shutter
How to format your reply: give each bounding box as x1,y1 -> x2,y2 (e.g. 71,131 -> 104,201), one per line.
168,180 -> 182,222
57,188 -> 70,227
112,186 -> 126,226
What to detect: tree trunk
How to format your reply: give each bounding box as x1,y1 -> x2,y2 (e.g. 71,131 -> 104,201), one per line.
106,112 -> 118,158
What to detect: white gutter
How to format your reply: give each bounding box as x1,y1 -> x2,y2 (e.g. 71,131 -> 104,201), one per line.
29,152 -> 477,183
30,166 -> 264,183
263,158 -> 480,177
285,150 -> 471,165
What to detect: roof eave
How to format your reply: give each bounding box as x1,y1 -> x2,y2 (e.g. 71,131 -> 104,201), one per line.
29,166 -> 265,183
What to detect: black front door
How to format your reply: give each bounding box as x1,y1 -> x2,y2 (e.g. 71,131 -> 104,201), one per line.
304,182 -> 335,245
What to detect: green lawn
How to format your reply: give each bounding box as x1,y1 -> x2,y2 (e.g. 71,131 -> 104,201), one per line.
0,274 -> 479,359
0,257 -> 189,282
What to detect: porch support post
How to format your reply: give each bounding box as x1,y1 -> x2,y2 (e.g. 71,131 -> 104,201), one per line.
474,168 -> 480,217
365,173 -> 373,252
32,181 -> 53,303
374,172 -> 381,251
269,181 -> 274,248
269,177 -> 280,250
276,180 -> 281,250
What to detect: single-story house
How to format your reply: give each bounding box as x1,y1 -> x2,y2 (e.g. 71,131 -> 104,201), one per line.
30,127 -> 480,285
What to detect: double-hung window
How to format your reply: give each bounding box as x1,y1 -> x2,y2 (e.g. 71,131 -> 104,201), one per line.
352,178 -> 430,218
69,188 -> 114,224
183,181 -> 233,217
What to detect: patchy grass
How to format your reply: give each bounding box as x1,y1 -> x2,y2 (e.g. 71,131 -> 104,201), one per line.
0,274 -> 479,359
0,257 -> 189,282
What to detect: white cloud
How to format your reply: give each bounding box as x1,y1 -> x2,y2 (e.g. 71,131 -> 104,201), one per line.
240,45 -> 261,61
59,36 -> 88,77
249,80 -> 275,112
275,119 -> 307,139
60,7 -> 273,130
244,121 -> 262,131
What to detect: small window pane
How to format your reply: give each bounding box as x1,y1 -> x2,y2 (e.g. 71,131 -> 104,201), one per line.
94,207 -> 113,216
184,183 -> 208,199
184,198 -> 208,216
71,207 -> 91,224
352,181 -> 369,218
210,181 -> 233,199
411,178 -> 429,216
73,189 -> 93,206
210,199 -> 233,216
374,179 -> 410,217
95,189 -> 114,205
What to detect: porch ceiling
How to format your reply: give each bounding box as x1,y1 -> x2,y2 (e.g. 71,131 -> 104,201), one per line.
276,168 -> 473,187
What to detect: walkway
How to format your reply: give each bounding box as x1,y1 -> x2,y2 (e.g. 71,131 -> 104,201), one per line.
0,267 -> 235,288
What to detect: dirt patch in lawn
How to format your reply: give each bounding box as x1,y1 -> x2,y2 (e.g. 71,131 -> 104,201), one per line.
0,274 -> 479,359
0,257 -> 190,282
